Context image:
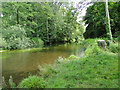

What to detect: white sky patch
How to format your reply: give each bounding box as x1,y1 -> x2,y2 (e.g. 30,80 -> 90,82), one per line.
73,1 -> 91,22
68,0 -> 93,28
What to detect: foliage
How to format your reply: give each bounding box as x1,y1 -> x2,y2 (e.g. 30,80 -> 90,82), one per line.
83,2 -> 120,39
69,55 -> 78,60
31,37 -> 44,47
80,38 -> 99,50
108,41 -> 118,53
2,2 -> 85,46
84,45 -> 103,56
2,76 -> 16,88
0,38 -> 7,48
19,75 -> 46,88
1,25 -> 31,50
9,76 -> 16,88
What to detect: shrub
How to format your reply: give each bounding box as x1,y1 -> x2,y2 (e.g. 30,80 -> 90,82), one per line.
1,25 -> 31,50
69,55 -> 78,60
19,76 -> 46,88
0,38 -> 7,48
31,37 -> 44,47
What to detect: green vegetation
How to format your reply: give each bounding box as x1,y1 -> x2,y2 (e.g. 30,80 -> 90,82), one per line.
108,41 -> 118,53
2,77 -> 7,88
16,39 -> 118,88
2,76 -> 16,88
1,1 -> 119,89
1,25 -> 31,50
1,2 -> 84,50
9,76 -> 16,88
31,38 -> 44,48
83,2 -> 120,39
19,76 -> 46,88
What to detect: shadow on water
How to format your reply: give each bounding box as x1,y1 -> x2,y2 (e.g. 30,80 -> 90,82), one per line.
2,44 -> 84,86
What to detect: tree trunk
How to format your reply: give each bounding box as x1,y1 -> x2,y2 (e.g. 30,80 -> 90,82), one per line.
16,2 -> 19,24
46,19 -> 49,43
105,0 -> 113,40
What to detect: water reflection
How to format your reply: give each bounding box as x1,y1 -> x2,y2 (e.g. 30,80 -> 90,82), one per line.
3,44 -> 83,73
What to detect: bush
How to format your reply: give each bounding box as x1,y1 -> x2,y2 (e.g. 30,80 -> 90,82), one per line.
69,55 -> 78,60
19,76 -> 46,88
1,25 -> 31,50
31,37 -> 44,47
0,38 -> 7,48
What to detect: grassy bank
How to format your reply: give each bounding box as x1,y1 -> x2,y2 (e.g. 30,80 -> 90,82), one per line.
2,38 -> 118,88
39,38 -> 118,88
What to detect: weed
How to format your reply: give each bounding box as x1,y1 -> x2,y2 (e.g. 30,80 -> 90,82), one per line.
19,75 -> 46,88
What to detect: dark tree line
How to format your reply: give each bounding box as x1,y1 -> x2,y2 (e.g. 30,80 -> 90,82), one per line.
83,2 -> 120,39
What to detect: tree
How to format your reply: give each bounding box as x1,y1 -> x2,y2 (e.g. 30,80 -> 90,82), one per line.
2,2 -> 85,46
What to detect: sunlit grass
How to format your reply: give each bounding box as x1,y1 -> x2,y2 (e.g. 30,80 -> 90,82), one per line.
43,52 -> 118,88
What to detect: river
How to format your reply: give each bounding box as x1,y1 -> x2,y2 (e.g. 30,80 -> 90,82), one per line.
2,44 -> 84,86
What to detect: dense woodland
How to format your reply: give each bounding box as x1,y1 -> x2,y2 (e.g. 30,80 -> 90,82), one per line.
1,2 -> 85,50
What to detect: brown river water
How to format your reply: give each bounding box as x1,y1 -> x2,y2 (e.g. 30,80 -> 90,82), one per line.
2,44 -> 84,86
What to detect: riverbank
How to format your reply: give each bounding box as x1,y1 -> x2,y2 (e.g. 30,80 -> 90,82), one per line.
2,38 -> 119,88
17,38 -> 118,88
